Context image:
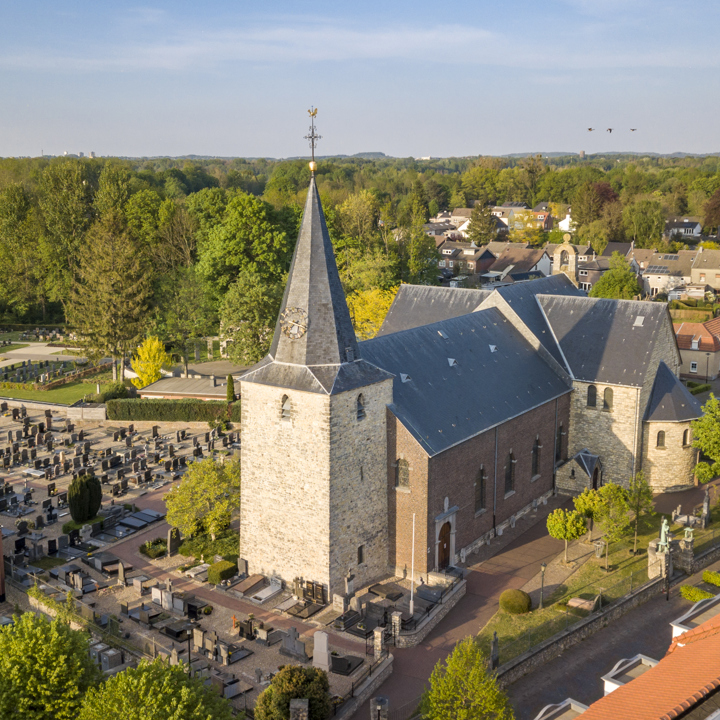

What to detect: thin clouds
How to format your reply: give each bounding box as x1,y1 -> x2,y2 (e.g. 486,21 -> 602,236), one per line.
2,18 -> 720,74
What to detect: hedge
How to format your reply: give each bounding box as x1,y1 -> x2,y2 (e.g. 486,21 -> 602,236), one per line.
106,398 -> 241,423
499,588 -> 532,614
703,570 -> 720,587
207,560 -> 236,585
690,384 -> 712,395
679,585 -> 715,603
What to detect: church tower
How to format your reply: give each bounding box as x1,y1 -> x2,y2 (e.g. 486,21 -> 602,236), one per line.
239,167 -> 393,596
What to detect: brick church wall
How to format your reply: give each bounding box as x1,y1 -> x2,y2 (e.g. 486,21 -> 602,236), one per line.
389,393 -> 570,575
642,421 -> 698,492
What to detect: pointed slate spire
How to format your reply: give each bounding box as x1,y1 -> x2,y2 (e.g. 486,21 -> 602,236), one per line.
269,176 -> 359,367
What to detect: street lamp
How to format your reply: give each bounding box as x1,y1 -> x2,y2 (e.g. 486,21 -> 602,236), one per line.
706,352 -> 711,382
540,562 -> 547,609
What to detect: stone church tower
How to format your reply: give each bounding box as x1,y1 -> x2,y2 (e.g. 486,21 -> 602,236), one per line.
239,173 -> 393,596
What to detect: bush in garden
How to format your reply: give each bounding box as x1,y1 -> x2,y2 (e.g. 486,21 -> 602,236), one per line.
499,589 -> 532,614
207,560 -> 236,585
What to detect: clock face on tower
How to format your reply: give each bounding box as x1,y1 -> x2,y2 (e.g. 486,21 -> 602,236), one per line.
280,307 -> 309,339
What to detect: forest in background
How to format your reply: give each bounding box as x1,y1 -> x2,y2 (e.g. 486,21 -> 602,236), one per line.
1,152 -> 720,367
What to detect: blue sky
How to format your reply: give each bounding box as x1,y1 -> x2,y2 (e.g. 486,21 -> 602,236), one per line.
1,1 -> 719,158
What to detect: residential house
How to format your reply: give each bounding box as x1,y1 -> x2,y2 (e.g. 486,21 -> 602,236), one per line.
641,250 -> 699,297
665,216 -> 703,239
498,201 -> 530,209
484,245 -> 551,283
691,248 -> 720,291
437,239 -> 495,276
532,210 -> 554,231
601,242 -> 634,258
628,247 -> 656,274
575,256 -> 611,293
486,240 -> 530,257
450,207 -> 474,227
490,207 -> 515,228
423,221 -> 456,238
674,318 -> 720,380
533,201 -> 551,213
558,212 -> 575,233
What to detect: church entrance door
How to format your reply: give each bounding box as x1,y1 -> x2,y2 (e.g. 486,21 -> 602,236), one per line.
592,467 -> 599,490
438,521 -> 451,570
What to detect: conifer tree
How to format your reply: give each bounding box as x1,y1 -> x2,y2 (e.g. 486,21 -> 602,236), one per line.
68,211 -> 151,381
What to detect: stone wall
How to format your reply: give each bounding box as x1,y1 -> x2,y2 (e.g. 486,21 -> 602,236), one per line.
240,377 -> 393,597
564,380 -> 640,490
642,421 -> 698,491
334,656 -> 394,720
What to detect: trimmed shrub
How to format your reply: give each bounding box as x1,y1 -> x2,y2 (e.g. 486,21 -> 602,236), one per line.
106,398 -> 241,423
86,381 -> 129,404
223,553 -> 239,565
680,585 -> 715,603
690,384 -> 712,395
703,570 -> 720,587
207,560 -> 236,585
68,475 -> 102,523
227,375 -> 235,403
499,589 -> 532,614
203,605 -> 213,615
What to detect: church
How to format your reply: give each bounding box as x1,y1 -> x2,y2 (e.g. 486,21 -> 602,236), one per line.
239,172 -> 703,597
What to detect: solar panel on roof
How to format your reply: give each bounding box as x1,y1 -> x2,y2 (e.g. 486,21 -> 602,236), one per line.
663,255 -> 679,260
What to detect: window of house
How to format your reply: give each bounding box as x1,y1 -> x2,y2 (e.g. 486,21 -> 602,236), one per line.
690,361 -> 698,373
587,385 -> 597,407
603,388 -> 614,411
701,274 -> 706,281
691,339 -> 699,350
475,465 -> 486,512
449,261 -> 453,268
581,282 -> 592,291
683,429 -> 690,446
357,394 -> 366,421
657,430 -> 665,448
439,260 -> 446,267
357,545 -> 365,565
556,423 -> 564,462
532,439 -> 541,478
281,395 -> 292,422
395,459 -> 409,488
505,453 -> 515,495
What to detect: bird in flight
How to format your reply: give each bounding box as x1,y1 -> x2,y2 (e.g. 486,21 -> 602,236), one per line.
607,128 -> 613,133
588,128 -> 595,132
630,128 -> 637,131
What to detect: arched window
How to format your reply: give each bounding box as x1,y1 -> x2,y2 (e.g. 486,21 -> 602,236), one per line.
475,465 -> 486,512
657,431 -> 666,448
532,438 -> 541,478
560,250 -> 569,267
683,429 -> 690,446
356,394 -> 366,421
505,453 -> 515,494
603,388 -> 614,411
395,459 -> 409,488
556,423 -> 564,462
587,385 -> 597,408
281,395 -> 292,422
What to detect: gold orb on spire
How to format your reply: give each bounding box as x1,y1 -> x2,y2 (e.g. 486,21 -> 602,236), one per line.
309,161 -> 317,172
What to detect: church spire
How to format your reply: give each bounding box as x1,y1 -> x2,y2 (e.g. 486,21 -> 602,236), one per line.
269,166 -> 358,367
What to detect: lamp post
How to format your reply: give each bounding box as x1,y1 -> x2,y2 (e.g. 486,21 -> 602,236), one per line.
706,352 -> 711,382
540,562 -> 547,609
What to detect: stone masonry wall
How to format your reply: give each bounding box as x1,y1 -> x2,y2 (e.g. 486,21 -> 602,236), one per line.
565,380 -> 640,490
642,421 -> 698,491
239,382 -> 332,589
328,379 -> 394,595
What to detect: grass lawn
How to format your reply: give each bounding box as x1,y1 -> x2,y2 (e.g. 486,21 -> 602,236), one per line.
0,343 -> 30,354
32,556 -> 67,570
178,529 -> 239,561
0,380 -> 92,405
477,502 -> 720,665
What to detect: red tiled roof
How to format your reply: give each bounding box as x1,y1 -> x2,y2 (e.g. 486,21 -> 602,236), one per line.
674,322 -> 720,352
580,613 -> 720,720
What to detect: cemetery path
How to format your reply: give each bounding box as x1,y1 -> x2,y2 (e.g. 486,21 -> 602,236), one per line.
0,342 -> 81,369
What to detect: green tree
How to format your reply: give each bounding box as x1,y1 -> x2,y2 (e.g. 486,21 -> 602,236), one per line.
589,253 -> 642,299
595,482 -> 631,571
219,269 -> 284,365
0,612 -> 102,720
226,374 -> 236,402
400,199 -> 439,285
546,508 -> 587,563
704,187 -> 720,234
94,164 -> 130,218
38,160 -> 94,309
573,487 -> 600,543
68,212 -> 152,380
622,199 -> 665,247
130,336 -> 172,389
165,458 -> 241,540
125,189 -> 162,247
450,188 -> 467,210
346,286 -> 398,340
78,659 -> 232,720
467,204 -> 498,246
255,666 -> 331,720
338,189 -> 380,252
198,192 -> 292,294
626,472 -> 655,554
420,637 -> 514,720
692,394 -> 720,483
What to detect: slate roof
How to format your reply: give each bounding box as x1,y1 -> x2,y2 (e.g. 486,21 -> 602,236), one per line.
376,286 -> 491,337
644,361 -> 703,422
538,295 -> 675,387
477,274 -> 584,368
692,249 -> 720,272
601,242 -> 633,257
242,175 -> 393,395
580,612 -> 720,720
573,449 -> 600,478
577,257 -> 610,272
488,246 -> 548,274
360,307 -> 571,456
485,240 -> 529,257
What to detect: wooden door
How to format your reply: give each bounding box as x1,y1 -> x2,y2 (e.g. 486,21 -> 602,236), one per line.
438,521 -> 451,569
592,467 -> 599,490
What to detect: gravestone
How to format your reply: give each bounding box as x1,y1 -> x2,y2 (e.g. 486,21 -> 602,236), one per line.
167,527 -> 181,556
117,562 -> 126,586
312,631 -> 331,672
47,538 -> 57,555
280,627 -> 309,662
192,626 -> 205,652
